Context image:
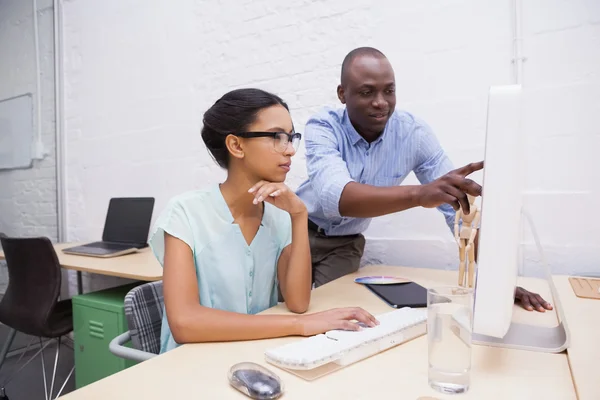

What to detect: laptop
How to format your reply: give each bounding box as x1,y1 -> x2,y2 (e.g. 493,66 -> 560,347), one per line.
63,197 -> 155,258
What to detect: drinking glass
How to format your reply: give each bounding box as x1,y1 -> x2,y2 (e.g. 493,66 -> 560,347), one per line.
427,286 -> 473,394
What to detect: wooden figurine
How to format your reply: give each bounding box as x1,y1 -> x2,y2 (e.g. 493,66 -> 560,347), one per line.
454,194 -> 481,288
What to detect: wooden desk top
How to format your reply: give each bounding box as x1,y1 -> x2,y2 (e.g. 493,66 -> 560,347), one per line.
0,243 -> 162,281
60,265 -> 577,400
554,275 -> 599,400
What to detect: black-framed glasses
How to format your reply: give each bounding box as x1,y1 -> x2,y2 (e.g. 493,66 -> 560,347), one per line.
235,131 -> 302,153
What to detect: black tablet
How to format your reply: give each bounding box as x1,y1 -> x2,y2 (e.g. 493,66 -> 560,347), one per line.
364,282 -> 428,308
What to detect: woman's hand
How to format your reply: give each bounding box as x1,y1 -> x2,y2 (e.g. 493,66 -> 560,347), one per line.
296,307 -> 380,336
249,181 -> 306,217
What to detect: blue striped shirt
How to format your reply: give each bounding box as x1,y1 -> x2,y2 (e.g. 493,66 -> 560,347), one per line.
295,107 -> 456,236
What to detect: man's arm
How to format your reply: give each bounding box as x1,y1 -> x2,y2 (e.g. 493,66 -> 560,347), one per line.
412,119 -> 461,230
338,183 -> 423,217
303,118 -> 354,220
305,118 -> 423,218
305,118 -> 482,220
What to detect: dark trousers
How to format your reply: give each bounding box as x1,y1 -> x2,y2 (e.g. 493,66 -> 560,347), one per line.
278,221 -> 366,302
308,222 -> 366,288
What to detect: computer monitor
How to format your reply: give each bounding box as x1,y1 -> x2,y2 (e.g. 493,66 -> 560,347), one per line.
470,85 -> 569,353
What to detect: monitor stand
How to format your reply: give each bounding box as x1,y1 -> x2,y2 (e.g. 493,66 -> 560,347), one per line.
471,208 -> 570,353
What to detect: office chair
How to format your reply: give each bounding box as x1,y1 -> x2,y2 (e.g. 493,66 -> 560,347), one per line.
0,235 -> 74,400
109,280 -> 163,362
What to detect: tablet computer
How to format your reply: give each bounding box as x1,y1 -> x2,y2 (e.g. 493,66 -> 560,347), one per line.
364,281 -> 428,308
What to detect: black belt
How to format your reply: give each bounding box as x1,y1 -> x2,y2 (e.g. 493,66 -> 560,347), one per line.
308,219 -> 325,234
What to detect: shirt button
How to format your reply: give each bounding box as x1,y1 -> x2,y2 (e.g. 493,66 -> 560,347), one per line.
246,249 -> 251,256
365,151 -> 369,156
249,291 -> 252,297
361,180 -> 366,184
249,270 -> 254,277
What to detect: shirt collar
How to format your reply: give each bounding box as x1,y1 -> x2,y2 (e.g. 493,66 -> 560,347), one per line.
343,108 -> 390,146
342,109 -> 366,146
211,183 -> 234,224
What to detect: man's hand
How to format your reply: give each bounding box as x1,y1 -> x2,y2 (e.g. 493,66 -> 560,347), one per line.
417,161 -> 483,214
514,287 -> 553,312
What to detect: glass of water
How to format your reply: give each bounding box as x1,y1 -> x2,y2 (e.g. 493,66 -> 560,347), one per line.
427,286 -> 473,394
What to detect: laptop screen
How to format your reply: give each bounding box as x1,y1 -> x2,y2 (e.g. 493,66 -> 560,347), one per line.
102,197 -> 155,245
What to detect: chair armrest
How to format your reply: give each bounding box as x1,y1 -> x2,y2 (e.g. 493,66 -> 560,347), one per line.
109,331 -> 156,363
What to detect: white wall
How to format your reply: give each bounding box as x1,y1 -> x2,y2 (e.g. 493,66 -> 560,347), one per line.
0,0 -> 57,239
59,0 -> 600,292
517,0 -> 600,277
0,0 -> 57,292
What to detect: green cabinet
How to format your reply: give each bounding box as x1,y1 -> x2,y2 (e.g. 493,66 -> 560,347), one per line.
72,282 -> 142,389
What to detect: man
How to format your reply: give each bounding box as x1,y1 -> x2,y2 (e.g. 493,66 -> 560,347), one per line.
295,47 -> 551,312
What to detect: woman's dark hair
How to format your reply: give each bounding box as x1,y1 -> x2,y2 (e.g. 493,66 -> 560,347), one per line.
201,88 -> 289,169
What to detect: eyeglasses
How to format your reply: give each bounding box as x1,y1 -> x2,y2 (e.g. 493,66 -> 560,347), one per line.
235,131 -> 302,153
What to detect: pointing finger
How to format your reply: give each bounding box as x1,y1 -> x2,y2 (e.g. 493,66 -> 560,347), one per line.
454,161 -> 484,177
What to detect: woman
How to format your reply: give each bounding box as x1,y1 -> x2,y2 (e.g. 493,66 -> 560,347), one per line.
150,88 -> 378,353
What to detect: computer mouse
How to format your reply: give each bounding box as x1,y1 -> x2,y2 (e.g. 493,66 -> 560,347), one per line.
228,362 -> 283,399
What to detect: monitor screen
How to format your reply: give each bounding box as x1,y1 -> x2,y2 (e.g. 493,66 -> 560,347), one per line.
102,197 -> 155,245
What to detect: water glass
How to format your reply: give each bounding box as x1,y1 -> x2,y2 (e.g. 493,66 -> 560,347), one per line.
427,286 -> 473,394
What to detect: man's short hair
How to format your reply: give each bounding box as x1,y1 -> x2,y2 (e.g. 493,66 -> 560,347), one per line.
340,47 -> 387,84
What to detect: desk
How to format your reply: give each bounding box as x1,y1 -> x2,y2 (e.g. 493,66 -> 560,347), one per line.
554,276 -> 598,400
0,243 -> 162,282
59,265 -> 580,400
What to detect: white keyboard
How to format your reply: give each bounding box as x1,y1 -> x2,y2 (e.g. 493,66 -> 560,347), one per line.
265,307 -> 427,370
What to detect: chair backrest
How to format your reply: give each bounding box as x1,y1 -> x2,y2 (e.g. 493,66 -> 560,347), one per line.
124,281 -> 164,355
0,236 -> 63,336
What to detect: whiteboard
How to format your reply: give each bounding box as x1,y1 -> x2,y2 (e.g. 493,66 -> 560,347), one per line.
0,94 -> 34,170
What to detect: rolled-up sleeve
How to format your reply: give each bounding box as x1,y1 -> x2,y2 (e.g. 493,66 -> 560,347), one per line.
304,117 -> 354,220
412,119 -> 456,232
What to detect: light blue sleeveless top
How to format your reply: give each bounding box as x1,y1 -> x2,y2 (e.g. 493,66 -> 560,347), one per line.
149,184 -> 292,353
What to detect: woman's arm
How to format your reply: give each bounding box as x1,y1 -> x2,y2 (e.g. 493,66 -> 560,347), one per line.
276,211 -> 312,313
163,233 -> 377,344
248,180 -> 313,314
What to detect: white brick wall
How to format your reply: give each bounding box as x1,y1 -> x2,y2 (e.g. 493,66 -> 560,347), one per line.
0,0 -> 58,292
0,0 -> 57,240
13,0 -> 594,293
